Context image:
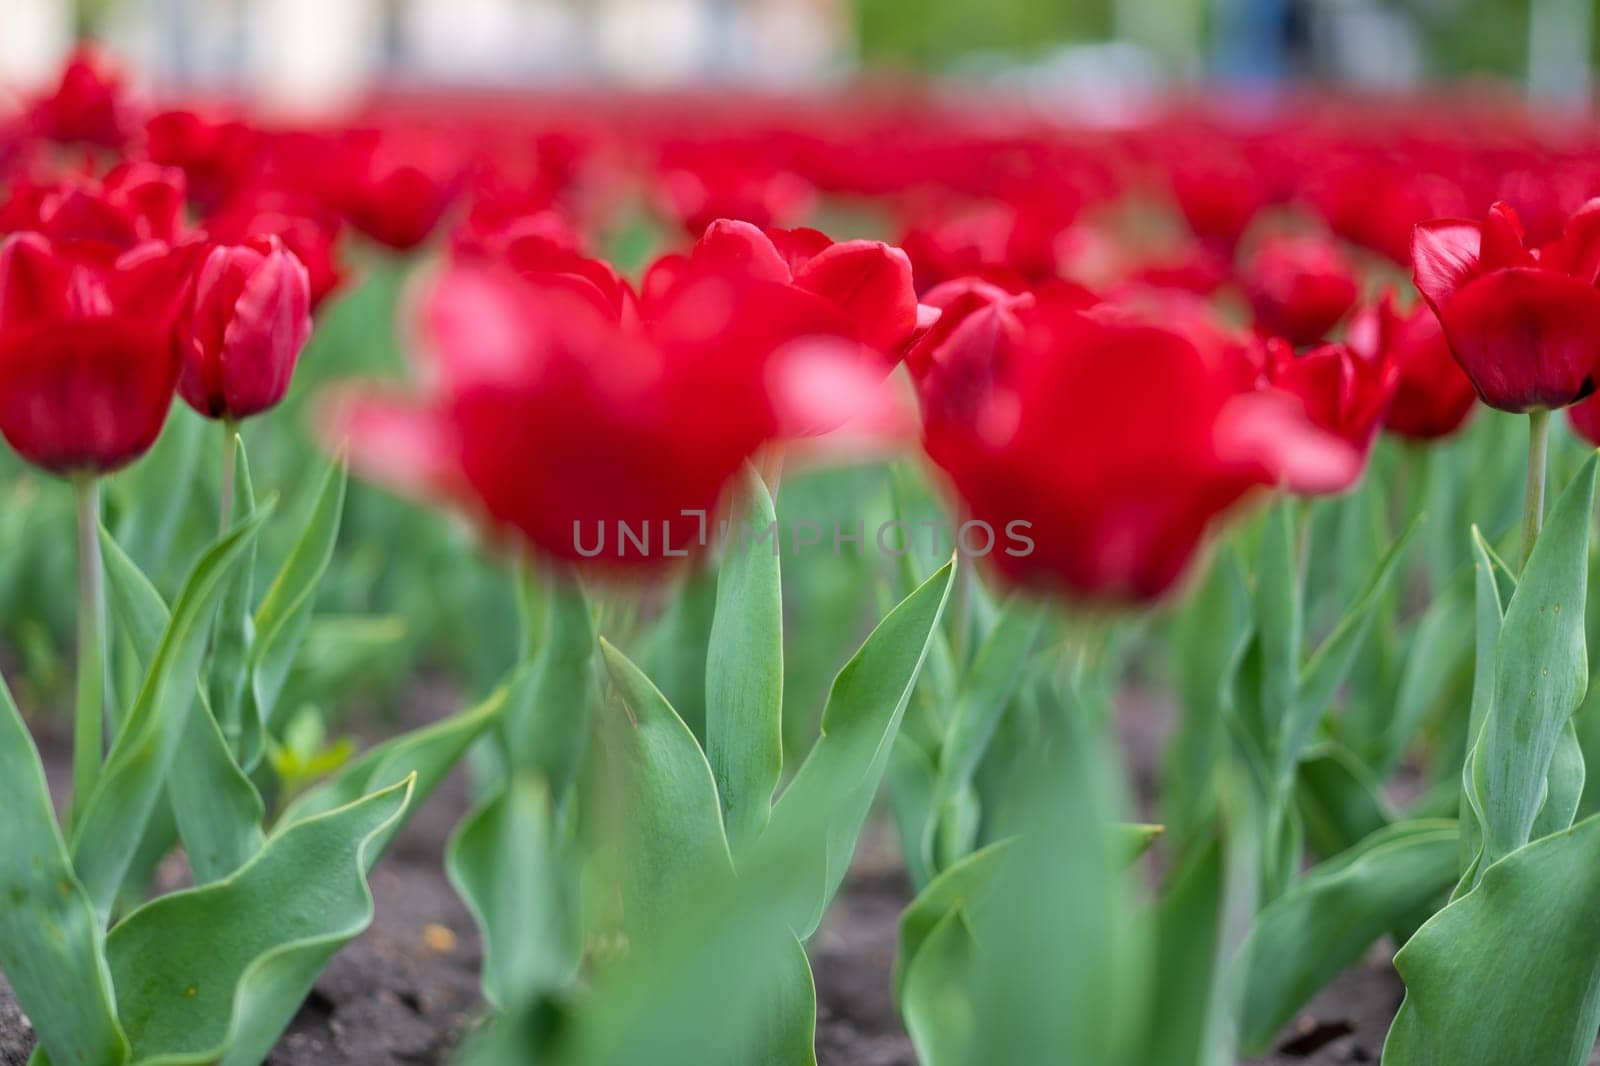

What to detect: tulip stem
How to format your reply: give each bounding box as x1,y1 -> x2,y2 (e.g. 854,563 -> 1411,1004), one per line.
219,420 -> 238,534
71,476 -> 106,824
1522,409 -> 1551,572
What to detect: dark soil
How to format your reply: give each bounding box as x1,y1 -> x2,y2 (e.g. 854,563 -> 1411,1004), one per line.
0,685 -> 1470,1066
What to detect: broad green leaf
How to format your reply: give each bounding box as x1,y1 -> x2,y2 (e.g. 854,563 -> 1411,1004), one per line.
502,573 -> 594,803
71,509 -> 269,919
105,776 -> 412,1066
1237,819 -> 1457,1053
208,436 -> 259,766
599,638 -> 734,943
100,526 -> 263,884
894,839 -> 1011,1007
927,597 -> 1044,872
763,558 -> 956,939
1457,527 -> 1509,879
1384,810 -> 1600,1066
1529,719 -> 1584,839
964,681 -> 1145,1065
0,671 -> 128,1066
1473,453 -> 1594,866
276,680 -> 505,840
249,457 -> 347,741
446,774 -> 575,1008
900,909 -> 976,1066
706,465 -> 785,855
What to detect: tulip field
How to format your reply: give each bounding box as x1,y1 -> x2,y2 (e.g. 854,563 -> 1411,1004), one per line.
13,42 -> 1600,1066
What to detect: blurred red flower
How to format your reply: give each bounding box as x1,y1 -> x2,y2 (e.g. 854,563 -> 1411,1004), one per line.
1262,338 -> 1397,490
1413,199 -> 1600,412
1348,292 -> 1476,440
908,280 -> 1363,602
25,44 -> 133,150
1241,234 -> 1361,347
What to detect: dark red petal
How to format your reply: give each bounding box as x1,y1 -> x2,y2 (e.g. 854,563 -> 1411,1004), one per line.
1440,268 -> 1600,412
794,240 -> 919,355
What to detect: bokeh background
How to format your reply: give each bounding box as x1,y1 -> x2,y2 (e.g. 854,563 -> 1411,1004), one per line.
1,0 -> 1596,109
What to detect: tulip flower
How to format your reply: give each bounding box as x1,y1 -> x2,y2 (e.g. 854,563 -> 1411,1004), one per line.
657,219 -> 919,360
25,43 -> 133,150
1412,200 -> 1600,414
146,109 -> 262,211
176,235 -> 313,422
909,282 -> 1363,602
202,188 -> 347,313
1348,293 -> 1476,441
1241,234 -> 1361,347
330,130 -> 461,251
1261,338 -> 1398,493
328,245 -> 895,569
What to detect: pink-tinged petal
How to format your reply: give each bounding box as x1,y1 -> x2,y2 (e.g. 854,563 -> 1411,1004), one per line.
765,336 -> 913,444
419,266 -> 536,390
766,226 -> 834,274
1216,389 -> 1366,496
316,385 -> 467,504
794,240 -> 919,354
692,219 -> 792,283
1412,219 -> 1482,310
1439,268 -> 1600,412
915,303 -> 941,330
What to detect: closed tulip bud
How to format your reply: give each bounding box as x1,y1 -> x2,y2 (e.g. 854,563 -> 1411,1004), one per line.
1413,200 -> 1600,412
177,236 -> 312,421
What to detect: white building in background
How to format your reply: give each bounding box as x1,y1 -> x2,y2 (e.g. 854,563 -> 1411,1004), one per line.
0,0 -> 848,109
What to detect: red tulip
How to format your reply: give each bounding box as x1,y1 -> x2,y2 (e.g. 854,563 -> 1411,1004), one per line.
0,234 -> 192,474
1170,151 -> 1268,252
328,247 -> 893,568
909,281 -> 1361,602
1241,235 -> 1361,347
654,220 -> 919,359
146,109 -> 262,211
329,130 -> 461,251
202,189 -> 347,313
26,44 -> 132,149
176,236 -> 312,421
1412,200 -> 1600,412
1348,292 -> 1476,440
1262,338 -> 1397,492
0,163 -> 186,254
452,211 -> 635,324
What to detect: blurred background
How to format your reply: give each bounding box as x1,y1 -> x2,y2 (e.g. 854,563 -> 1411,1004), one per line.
0,0 -> 1596,109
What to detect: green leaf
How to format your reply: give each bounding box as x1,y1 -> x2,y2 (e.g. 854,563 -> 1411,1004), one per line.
1473,453 -> 1594,866
1254,501 -> 1302,778
0,670 -> 128,1066
100,525 -> 264,885
762,558 -> 956,939
1295,743 -> 1391,858
927,597 -> 1044,872
1384,810 -> 1600,1066
706,465 -> 785,855
1379,575 -> 1473,775
1236,819 -> 1458,1053
502,573 -> 594,803
445,774 -> 575,1009
105,776 -> 413,1066
1163,548 -> 1251,846
71,509 -> 270,919
208,435 -> 259,766
1287,515 -> 1417,778
249,457 -> 347,742
110,408 -> 203,580
275,681 -> 505,842
899,908 -> 977,1066
598,638 -> 735,943
894,839 -> 1011,1007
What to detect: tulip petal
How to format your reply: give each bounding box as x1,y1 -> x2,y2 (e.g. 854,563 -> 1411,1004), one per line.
794,240 -> 919,355
766,336 -> 914,445
1412,219 -> 1482,310
316,387 -> 466,505
1439,268 -> 1600,412
1216,389 -> 1365,496
693,219 -> 792,284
